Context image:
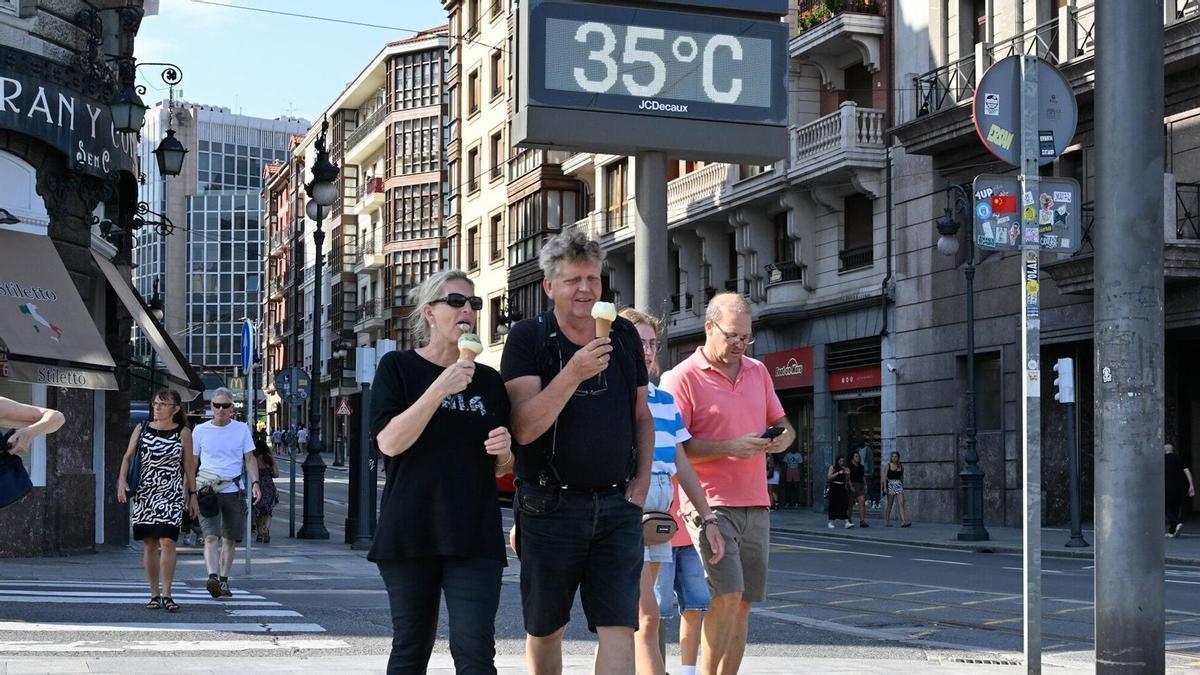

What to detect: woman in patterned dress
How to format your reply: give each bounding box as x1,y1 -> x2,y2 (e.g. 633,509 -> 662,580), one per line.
117,389 -> 197,612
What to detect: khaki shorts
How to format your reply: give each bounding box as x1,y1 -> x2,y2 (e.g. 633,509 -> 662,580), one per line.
199,491 -> 246,542
685,506 -> 769,603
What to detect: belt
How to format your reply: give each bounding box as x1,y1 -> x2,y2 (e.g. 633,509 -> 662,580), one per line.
548,482 -> 623,495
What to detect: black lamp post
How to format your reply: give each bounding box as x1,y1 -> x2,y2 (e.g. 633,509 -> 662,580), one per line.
330,338 -> 354,468
297,119 -> 338,540
936,183 -> 990,542
109,59 -> 186,176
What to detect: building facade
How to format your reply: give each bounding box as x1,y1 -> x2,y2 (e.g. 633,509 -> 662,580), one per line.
891,0 -> 1200,526
133,101 -> 307,408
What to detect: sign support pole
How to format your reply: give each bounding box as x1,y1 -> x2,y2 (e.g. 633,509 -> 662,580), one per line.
289,401 -> 297,539
1018,54 -> 1042,674
1093,2 -> 1165,671
633,151 -> 671,368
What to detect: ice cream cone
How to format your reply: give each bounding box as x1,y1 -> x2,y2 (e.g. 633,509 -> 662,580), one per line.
591,301 -> 617,339
458,333 -> 484,363
595,319 -> 612,338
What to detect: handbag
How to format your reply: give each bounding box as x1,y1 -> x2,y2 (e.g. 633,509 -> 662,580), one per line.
642,510 -> 678,546
0,430 -> 33,510
125,427 -> 146,496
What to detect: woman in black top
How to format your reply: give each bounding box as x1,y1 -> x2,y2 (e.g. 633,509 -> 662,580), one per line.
827,456 -> 853,529
884,451 -> 911,527
848,451 -> 870,528
370,270 -> 513,674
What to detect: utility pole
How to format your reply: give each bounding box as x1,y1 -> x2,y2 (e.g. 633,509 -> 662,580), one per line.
1018,54 -> 1042,674
1094,2 -> 1166,672
633,151 -> 672,371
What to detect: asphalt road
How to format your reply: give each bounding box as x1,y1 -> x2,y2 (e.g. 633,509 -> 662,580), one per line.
2,456 -> 1197,671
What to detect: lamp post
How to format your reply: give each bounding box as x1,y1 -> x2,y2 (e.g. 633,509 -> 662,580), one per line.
109,59 -> 187,177
330,338 -> 354,467
936,183 -> 990,542
297,119 -> 338,540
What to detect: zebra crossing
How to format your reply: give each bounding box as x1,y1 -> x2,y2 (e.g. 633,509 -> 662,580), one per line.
0,579 -> 350,654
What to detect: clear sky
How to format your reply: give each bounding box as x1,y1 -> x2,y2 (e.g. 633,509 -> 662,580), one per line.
136,0 -> 449,123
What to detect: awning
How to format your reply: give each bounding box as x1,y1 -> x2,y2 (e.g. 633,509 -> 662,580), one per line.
0,229 -> 117,390
91,249 -> 205,401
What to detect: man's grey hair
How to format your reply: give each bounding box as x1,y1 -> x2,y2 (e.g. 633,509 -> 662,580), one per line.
705,292 -> 753,324
408,269 -> 474,346
212,387 -> 234,402
538,229 -> 605,280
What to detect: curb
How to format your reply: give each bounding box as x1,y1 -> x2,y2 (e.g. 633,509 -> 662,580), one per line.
770,526 -> 1200,568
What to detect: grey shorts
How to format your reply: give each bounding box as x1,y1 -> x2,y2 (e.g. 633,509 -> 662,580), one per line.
685,506 -> 770,603
200,491 -> 246,542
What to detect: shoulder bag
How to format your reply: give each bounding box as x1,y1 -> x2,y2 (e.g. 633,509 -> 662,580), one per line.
126,426 -> 146,496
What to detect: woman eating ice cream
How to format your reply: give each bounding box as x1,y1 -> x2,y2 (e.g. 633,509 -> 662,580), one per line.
367,269 -> 513,673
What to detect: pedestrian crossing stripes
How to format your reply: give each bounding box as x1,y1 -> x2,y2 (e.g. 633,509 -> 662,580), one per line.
0,579 -> 349,654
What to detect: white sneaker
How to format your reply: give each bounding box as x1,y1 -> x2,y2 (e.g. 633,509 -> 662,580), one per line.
828,522 -> 835,529
845,521 -> 855,529
1174,524 -> 1184,537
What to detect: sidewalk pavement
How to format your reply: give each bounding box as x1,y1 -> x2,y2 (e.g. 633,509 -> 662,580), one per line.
765,506 -> 1200,566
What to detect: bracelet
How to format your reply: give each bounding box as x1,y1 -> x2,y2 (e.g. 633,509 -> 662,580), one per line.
701,514 -> 719,525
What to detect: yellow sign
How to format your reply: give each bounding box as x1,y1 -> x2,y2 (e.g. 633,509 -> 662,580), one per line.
986,124 -> 1015,150
1027,280 -> 1040,295
1023,205 -> 1037,222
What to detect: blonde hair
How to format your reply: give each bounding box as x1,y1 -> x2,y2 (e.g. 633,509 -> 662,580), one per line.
705,291 -> 752,324
619,307 -> 663,377
408,269 -> 473,346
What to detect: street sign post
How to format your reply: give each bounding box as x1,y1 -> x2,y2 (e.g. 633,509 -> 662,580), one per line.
274,367 -> 310,539
971,54 -> 1078,674
240,319 -> 255,576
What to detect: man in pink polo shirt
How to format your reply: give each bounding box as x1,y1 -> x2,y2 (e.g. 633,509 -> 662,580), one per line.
659,292 -> 794,675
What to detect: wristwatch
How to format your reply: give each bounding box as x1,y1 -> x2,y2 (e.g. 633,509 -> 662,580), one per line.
701,514 -> 719,526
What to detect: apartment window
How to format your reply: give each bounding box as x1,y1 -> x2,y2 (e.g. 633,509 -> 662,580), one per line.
604,160 -> 628,233
489,0 -> 503,21
394,116 -> 440,176
773,212 -> 790,263
391,182 -> 441,241
467,147 -> 480,193
466,0 -> 480,34
490,50 -> 503,99
489,212 -> 503,262
447,85 -> 459,140
489,131 -> 504,181
468,69 -> 480,115
489,296 -> 504,344
839,194 -> 874,271
467,225 -> 481,270
392,50 -> 442,110
395,247 -> 440,308
508,189 -> 577,267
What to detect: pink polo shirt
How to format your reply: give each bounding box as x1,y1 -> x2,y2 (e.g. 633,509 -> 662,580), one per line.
660,347 -> 786,510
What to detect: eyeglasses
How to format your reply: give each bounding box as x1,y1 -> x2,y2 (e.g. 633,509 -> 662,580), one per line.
152,401 -> 178,408
212,402 -> 233,410
713,324 -> 755,345
640,339 -> 660,353
431,293 -> 483,311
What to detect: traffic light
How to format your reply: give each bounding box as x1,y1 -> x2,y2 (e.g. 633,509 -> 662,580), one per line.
1053,357 -> 1075,403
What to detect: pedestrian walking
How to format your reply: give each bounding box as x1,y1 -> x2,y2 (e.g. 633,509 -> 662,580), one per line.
659,292 -> 795,675
190,388 -> 260,599
848,450 -> 870,527
781,446 -> 803,508
884,451 -> 911,527
370,269 -> 513,674
1166,443 -> 1196,537
766,455 -> 781,510
271,428 -> 283,455
826,456 -> 852,529
296,425 -> 308,450
501,230 -> 654,674
252,436 -> 279,544
620,307 -> 724,675
116,389 -> 195,613
653,501 -> 711,675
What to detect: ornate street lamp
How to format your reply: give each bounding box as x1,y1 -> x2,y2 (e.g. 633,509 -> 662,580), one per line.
495,296 -> 523,336
297,119 -> 338,541
109,83 -> 148,136
936,183 -> 990,542
109,58 -> 187,177
153,129 -> 187,177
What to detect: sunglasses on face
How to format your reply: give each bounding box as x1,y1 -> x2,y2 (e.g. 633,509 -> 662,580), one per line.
212,402 -> 233,410
431,293 -> 483,311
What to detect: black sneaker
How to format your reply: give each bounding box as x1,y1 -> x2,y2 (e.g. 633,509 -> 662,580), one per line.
206,576 -> 221,598
859,521 -> 870,528
219,580 -> 232,598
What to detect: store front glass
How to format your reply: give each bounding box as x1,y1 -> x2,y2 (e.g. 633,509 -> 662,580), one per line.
762,347 -> 814,508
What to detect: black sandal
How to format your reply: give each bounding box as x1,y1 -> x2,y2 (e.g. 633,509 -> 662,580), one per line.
161,597 -> 180,612
145,596 -> 162,609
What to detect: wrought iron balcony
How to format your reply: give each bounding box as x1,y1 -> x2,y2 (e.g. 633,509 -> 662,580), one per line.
346,106 -> 387,153
838,244 -> 873,271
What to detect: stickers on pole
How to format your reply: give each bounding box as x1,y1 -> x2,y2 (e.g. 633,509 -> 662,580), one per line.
1024,250 -> 1041,318
972,56 -> 1077,167
973,175 -> 1081,253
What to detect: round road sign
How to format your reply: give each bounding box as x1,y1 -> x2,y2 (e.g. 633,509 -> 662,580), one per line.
972,56 -> 1077,166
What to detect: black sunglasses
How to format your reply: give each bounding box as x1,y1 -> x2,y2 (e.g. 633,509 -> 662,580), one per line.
431,293 -> 483,311
212,402 -> 233,410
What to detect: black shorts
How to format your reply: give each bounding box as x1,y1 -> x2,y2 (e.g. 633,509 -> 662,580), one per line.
516,483 -> 643,636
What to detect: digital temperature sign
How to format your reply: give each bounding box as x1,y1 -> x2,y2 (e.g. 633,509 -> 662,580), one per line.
515,0 -> 788,163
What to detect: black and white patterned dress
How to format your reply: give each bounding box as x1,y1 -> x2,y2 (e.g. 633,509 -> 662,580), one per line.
131,424 -> 185,541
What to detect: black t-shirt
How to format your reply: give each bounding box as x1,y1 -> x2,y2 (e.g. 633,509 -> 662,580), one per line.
849,463 -> 865,483
500,312 -> 648,488
1166,452 -> 1187,496
367,350 -> 510,563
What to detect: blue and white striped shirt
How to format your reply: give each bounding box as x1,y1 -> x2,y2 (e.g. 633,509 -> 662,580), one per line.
648,382 -> 691,476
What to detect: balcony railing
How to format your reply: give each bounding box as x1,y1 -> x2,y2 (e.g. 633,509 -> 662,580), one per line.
1178,182 -> 1200,240
792,102 -> 885,166
667,163 -> 733,222
356,298 -> 383,324
838,244 -> 873,271
346,106 -> 386,151
355,176 -> 385,201
795,0 -> 882,34
766,260 -> 806,284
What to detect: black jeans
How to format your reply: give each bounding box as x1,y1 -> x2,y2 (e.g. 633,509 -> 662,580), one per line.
376,556 -> 503,674
1167,492 -> 1184,533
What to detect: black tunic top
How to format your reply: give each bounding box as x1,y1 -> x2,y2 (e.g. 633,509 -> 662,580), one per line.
368,350 -> 510,563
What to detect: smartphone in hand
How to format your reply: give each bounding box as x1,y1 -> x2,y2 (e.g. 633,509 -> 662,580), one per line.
760,426 -> 785,439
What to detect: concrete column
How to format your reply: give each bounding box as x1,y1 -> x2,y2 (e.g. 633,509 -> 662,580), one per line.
634,151 -> 671,329
673,230 -> 704,315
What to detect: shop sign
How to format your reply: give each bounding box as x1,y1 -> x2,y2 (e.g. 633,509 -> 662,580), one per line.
829,366 -> 882,392
0,45 -> 136,178
761,346 -> 813,390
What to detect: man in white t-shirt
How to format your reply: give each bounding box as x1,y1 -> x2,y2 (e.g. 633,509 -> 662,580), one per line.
190,388 -> 260,599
